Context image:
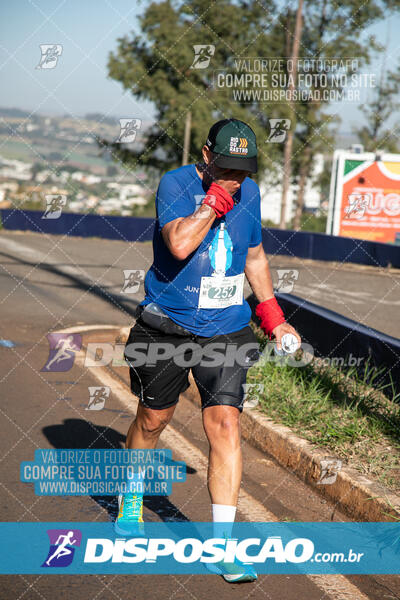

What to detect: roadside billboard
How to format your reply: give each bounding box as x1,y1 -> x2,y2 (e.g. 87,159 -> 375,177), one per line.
327,150 -> 400,244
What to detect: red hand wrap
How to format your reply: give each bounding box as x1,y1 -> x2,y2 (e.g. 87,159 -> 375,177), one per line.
202,182 -> 234,218
256,297 -> 285,338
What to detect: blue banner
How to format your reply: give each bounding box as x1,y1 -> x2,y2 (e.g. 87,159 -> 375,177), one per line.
0,522 -> 399,574
20,450 -> 186,496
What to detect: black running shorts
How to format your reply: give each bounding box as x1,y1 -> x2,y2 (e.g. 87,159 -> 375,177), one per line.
124,316 -> 259,412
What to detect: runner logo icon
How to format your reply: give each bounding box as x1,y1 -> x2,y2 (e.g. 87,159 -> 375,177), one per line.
121,269 -> 145,294
116,119 -> 142,143
86,386 -> 110,410
190,45 -> 215,69
276,269 -> 299,293
42,529 -> 81,567
267,119 -> 291,143
42,194 -> 67,219
36,44 -> 63,69
41,333 -> 82,372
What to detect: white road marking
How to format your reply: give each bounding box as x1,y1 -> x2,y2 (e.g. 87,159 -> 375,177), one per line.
50,324 -> 121,333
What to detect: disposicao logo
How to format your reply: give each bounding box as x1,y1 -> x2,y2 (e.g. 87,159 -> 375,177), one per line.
83,535 -> 314,564
42,529 -> 82,567
41,333 -> 82,372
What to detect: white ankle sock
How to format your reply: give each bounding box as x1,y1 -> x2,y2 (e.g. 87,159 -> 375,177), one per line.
212,503 -> 237,539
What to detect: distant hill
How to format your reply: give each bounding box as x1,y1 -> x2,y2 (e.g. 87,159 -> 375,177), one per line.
0,107 -> 32,118
84,112 -> 116,126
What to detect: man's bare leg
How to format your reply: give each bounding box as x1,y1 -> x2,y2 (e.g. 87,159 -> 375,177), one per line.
202,405 -> 242,506
125,403 -> 176,449
202,405 -> 256,580
115,403 -> 176,532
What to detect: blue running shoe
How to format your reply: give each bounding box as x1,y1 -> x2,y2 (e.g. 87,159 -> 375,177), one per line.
114,493 -> 145,536
207,557 -> 257,583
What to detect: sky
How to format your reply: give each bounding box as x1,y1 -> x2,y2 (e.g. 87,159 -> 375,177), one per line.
0,0 -> 399,133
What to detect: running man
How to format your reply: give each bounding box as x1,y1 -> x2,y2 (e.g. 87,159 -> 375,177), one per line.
269,119 -> 289,141
118,118 -> 301,582
43,194 -> 64,218
45,531 -> 77,566
45,335 -> 79,371
37,44 -> 59,68
192,45 -> 214,69
118,119 -> 140,143
87,387 -> 108,410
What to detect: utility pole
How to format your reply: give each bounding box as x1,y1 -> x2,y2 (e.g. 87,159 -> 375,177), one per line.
182,110 -> 192,165
279,0 -> 303,229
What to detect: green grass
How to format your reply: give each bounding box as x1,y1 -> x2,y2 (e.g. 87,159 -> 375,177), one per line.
261,213 -> 328,233
247,331 -> 400,492
0,137 -> 109,167
0,139 -> 39,160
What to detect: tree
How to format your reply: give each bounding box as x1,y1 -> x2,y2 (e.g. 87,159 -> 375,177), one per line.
355,64 -> 400,152
101,0 -> 288,179
291,107 -> 339,229
101,0 -> 400,216
30,162 -> 43,181
279,0 -> 304,230
276,0 -> 397,228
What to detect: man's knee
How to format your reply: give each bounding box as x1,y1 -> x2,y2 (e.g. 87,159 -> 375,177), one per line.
204,408 -> 241,446
135,410 -> 170,438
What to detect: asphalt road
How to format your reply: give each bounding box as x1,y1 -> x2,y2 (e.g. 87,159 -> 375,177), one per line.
0,230 -> 399,600
267,255 -> 400,340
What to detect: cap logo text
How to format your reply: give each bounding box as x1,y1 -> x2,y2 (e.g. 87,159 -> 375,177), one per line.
229,137 -> 249,155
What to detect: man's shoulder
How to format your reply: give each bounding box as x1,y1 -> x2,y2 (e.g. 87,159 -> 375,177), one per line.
242,176 -> 260,193
159,164 -> 196,186
240,177 -> 260,204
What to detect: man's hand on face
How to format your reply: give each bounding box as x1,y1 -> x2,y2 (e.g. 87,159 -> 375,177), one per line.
202,166 -> 249,218
213,167 -> 249,197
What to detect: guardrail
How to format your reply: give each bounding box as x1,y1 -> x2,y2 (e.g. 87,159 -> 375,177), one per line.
248,292 -> 400,398
1,209 -> 399,268
262,227 -> 400,269
0,209 -> 155,242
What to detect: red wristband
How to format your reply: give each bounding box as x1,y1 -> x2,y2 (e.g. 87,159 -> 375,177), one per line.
255,297 -> 285,338
202,182 -> 234,218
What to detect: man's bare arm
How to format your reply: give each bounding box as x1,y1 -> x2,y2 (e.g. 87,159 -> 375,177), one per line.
244,242 -> 275,302
161,165 -> 248,261
162,204 -> 216,260
245,243 -> 301,345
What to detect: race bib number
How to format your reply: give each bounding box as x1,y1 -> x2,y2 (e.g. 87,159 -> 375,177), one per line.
198,273 -> 244,309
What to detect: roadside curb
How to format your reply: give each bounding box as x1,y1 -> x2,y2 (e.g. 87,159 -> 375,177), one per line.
240,405 -> 400,522
117,325 -> 400,522
184,374 -> 400,523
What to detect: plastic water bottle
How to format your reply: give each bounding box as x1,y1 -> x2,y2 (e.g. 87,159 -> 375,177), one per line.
274,333 -> 300,356
145,302 -> 166,316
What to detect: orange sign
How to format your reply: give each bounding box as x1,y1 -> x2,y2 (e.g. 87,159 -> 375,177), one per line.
338,160 -> 400,243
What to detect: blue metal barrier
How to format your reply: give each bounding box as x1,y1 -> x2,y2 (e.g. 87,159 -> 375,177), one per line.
248,292 -> 400,397
1,210 -> 398,267
0,209 -> 155,242
262,228 -> 400,268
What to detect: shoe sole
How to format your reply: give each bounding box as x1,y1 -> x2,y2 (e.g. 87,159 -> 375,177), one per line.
222,573 -> 257,583
114,522 -> 145,537
205,563 -> 257,583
